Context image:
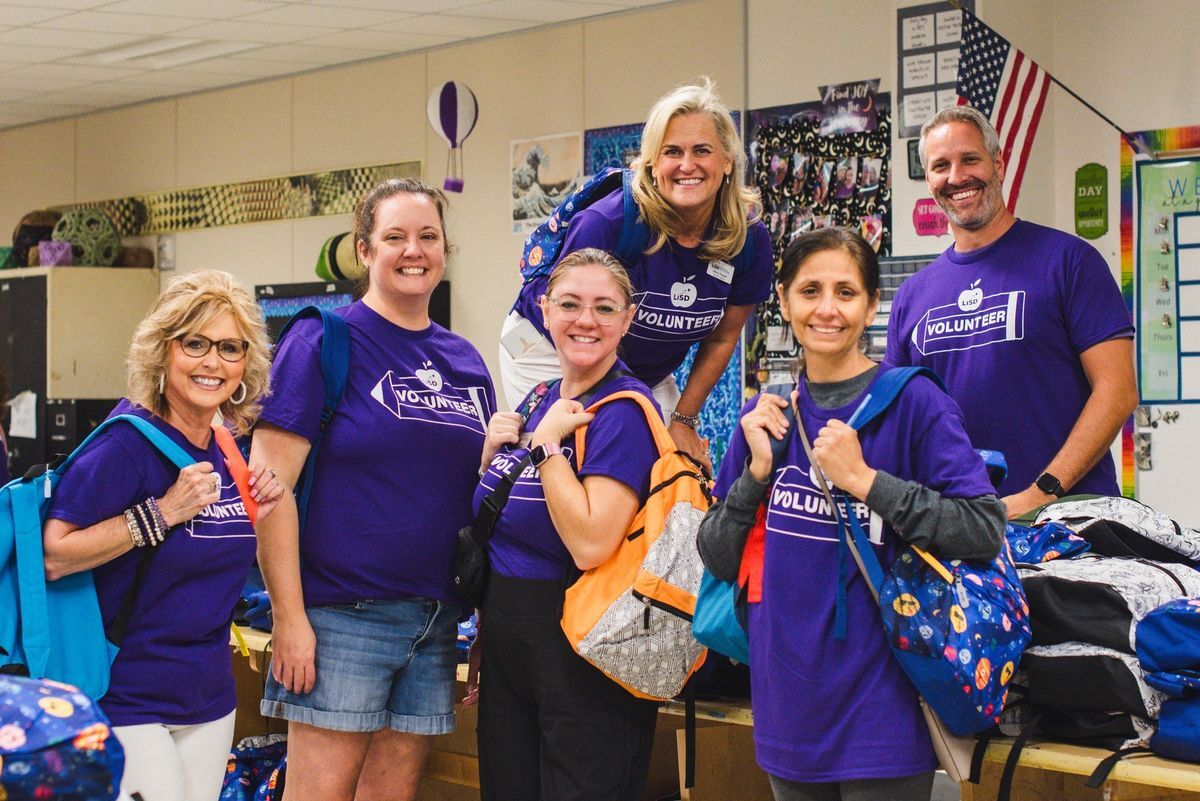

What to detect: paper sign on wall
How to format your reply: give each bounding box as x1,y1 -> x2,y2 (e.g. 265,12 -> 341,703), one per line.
1075,163 -> 1108,240
913,198 -> 949,237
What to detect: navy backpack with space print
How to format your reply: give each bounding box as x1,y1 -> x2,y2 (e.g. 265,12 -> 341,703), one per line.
516,167 -> 757,284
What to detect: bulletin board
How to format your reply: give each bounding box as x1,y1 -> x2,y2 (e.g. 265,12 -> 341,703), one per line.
1132,156 -> 1200,404
747,99 -> 893,384
1120,124 -> 1200,498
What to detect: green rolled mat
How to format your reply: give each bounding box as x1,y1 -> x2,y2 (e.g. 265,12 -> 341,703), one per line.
315,232 -> 362,281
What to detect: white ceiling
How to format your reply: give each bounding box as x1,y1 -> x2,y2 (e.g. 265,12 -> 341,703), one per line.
0,0 -> 676,131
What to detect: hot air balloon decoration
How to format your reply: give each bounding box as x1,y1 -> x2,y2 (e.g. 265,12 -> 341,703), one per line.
427,81 -> 479,193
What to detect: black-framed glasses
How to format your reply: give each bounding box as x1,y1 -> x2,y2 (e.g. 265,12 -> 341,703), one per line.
177,334 -> 249,363
543,295 -> 629,325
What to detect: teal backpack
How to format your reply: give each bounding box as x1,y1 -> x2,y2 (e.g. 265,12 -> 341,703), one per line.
0,414 -> 194,699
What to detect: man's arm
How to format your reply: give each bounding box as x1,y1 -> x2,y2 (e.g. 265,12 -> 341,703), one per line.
1002,337 -> 1138,518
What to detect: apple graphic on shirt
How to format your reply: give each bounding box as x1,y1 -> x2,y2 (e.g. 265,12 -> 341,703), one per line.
416,361 -> 443,391
671,276 -> 697,308
957,279 -> 983,312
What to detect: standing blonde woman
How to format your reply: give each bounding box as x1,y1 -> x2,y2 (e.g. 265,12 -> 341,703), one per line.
43,270 -> 280,801
500,78 -> 773,468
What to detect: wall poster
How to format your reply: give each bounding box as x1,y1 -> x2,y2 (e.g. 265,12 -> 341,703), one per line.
511,133 -> 582,234
896,0 -> 974,138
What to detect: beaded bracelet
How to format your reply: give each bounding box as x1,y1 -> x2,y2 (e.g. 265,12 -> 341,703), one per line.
124,508 -> 146,548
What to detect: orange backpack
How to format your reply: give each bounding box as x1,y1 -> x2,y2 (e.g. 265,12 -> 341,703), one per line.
559,390 -> 712,701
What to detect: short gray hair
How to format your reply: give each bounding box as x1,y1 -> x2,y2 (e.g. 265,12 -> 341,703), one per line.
918,105 -> 1001,169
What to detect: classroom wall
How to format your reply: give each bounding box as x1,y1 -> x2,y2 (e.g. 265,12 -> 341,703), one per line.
2,0 -> 1198,518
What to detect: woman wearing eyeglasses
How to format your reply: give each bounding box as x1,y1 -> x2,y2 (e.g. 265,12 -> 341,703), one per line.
42,270 -> 279,801
500,79 -> 773,470
474,248 -> 662,801
252,178 -> 496,801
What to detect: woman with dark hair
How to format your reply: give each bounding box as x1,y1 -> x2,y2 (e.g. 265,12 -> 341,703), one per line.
252,178 -> 495,801
476,248 -> 662,801
500,78 -> 773,468
42,269 -> 279,801
698,228 -> 1005,801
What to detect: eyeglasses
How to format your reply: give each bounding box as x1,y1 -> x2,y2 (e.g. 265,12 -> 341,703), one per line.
177,334 -> 249,363
543,295 -> 629,325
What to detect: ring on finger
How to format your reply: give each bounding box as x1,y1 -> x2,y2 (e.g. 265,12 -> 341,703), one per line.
268,467 -> 277,479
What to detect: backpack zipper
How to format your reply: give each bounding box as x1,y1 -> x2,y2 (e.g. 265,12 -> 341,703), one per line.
632,589 -> 692,629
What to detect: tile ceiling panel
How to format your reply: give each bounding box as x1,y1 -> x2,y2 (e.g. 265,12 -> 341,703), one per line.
0,0 -> 679,131
35,11 -> 210,35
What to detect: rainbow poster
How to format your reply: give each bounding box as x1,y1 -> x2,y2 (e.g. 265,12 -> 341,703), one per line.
1120,124 -> 1200,497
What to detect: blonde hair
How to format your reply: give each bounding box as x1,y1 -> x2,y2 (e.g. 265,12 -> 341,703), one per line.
126,270 -> 271,436
630,77 -> 761,262
547,248 -> 635,305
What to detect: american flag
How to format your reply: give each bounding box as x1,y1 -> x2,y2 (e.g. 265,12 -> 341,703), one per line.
956,10 -> 1050,213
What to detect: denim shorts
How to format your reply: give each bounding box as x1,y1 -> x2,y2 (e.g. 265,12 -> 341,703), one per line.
261,597 -> 463,734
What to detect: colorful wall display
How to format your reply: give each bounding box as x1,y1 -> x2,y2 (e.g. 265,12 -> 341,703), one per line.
54,162 -> 421,237
1120,125 -> 1200,497
747,97 -> 893,380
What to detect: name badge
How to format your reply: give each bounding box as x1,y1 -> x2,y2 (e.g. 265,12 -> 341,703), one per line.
707,260 -> 734,283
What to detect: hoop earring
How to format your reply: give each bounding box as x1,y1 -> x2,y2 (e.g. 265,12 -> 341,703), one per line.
230,381 -> 247,405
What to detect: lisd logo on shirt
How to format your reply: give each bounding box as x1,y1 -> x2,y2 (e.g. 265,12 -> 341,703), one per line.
371,363 -> 487,433
911,280 -> 1026,356
188,478 -> 253,539
768,464 -> 883,544
630,281 -> 725,342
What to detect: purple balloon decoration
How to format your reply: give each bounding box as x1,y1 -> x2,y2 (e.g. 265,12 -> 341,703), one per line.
427,81 -> 478,192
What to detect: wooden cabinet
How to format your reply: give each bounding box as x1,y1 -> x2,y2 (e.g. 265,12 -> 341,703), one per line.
0,266 -> 159,474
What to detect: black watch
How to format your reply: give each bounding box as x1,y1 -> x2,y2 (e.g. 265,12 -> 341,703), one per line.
530,441 -> 562,468
1035,471 -> 1066,498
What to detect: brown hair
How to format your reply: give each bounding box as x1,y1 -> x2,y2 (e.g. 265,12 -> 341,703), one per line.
353,177 -> 452,292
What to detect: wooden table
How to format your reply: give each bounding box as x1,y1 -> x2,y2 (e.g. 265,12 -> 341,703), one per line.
231,628 -> 1200,801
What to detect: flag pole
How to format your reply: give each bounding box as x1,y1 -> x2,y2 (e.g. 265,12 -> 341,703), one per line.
944,0 -> 1152,157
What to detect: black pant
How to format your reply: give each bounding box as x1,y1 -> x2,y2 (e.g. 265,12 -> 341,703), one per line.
477,573 -> 660,801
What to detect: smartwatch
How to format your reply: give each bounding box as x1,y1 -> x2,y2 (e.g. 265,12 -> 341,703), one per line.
1035,471 -> 1066,498
530,441 -> 563,469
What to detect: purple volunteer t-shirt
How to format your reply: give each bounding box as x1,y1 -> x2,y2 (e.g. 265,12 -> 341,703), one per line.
513,190 -> 774,386
714,365 -> 995,783
476,370 -> 660,581
48,401 -> 255,726
886,220 -> 1134,497
261,300 -> 495,606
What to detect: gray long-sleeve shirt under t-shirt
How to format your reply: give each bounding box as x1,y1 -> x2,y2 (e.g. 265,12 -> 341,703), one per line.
697,366 -> 1005,582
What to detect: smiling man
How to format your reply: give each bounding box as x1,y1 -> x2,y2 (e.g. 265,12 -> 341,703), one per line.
885,105 -> 1137,518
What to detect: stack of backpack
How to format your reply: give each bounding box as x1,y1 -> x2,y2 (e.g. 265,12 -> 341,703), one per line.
984,497 -> 1200,796
1136,598 -> 1200,762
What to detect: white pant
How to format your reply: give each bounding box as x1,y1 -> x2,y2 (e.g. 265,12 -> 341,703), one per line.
498,310 -> 680,418
113,709 -> 235,801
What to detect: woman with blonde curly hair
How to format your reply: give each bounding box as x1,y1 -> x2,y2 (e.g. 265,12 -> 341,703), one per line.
500,77 -> 773,469
42,269 -> 281,801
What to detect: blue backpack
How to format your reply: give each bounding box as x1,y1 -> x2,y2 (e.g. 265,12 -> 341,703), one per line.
0,673 -> 125,800
0,414 -> 195,701
819,369 -> 1031,736
517,167 -> 758,284
274,306 -> 349,530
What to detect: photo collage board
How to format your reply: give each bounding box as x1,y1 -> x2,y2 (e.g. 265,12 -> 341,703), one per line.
746,97 -> 893,386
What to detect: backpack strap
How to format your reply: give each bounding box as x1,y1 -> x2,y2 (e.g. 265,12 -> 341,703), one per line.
613,169 -> 652,268
276,306 -> 350,530
574,390 -> 674,467
214,426 -> 258,526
